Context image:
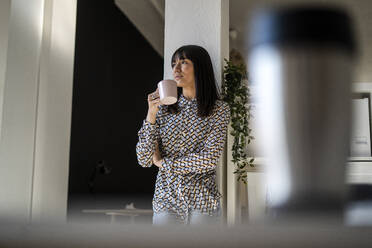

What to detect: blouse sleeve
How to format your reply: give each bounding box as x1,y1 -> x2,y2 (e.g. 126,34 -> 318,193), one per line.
160,103 -> 230,175
136,119 -> 159,167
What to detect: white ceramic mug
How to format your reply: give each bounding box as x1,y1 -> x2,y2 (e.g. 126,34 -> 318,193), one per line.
157,80 -> 177,105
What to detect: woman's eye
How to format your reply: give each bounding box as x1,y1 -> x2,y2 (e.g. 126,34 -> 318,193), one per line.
182,60 -> 187,64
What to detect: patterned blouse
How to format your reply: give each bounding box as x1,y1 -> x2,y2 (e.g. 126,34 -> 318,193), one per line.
136,94 -> 230,221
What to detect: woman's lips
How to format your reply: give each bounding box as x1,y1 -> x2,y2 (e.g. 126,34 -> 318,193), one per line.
175,76 -> 182,80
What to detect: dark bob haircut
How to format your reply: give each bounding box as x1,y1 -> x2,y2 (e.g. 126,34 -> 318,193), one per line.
166,45 -> 220,118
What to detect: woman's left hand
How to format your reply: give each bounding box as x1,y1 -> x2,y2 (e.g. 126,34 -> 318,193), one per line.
153,142 -> 163,168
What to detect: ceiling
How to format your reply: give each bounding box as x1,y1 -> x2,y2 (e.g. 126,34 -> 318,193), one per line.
115,0 -> 164,56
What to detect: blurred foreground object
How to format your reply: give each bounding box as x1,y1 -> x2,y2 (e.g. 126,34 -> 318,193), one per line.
248,6 -> 357,219
0,221 -> 372,247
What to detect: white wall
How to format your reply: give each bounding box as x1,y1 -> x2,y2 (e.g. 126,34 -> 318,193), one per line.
0,0 -> 11,134
164,1 -> 229,84
0,0 -> 77,223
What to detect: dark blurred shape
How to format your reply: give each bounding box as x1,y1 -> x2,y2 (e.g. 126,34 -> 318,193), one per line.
89,160 -> 112,194
248,5 -> 357,220
347,184 -> 372,226
249,6 -> 356,55
349,184 -> 372,202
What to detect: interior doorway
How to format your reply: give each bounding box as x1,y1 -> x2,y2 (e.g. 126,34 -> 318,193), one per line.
67,0 -> 163,224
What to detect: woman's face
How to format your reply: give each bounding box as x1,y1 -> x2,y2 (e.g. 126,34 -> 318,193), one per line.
172,57 -> 195,88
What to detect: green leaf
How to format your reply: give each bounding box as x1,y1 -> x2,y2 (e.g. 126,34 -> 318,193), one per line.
223,58 -> 255,183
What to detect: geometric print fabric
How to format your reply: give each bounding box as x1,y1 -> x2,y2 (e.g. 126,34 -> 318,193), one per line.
136,94 -> 230,222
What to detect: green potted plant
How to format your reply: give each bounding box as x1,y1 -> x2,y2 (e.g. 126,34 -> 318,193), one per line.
221,58 -> 254,183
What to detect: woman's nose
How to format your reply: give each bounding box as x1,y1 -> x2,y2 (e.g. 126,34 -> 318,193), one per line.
173,62 -> 181,72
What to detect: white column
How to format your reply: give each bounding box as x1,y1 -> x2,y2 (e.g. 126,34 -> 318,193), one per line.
0,0 -> 45,222
31,0 -> 77,223
0,0 -> 77,223
0,0 -> 11,133
164,0 -> 229,222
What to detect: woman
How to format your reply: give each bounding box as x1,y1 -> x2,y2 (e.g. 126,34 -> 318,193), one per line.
136,45 -> 230,225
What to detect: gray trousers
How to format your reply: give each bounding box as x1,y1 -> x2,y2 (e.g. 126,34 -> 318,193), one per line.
152,204 -> 221,225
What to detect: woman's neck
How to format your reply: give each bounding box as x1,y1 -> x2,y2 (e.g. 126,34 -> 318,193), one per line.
182,87 -> 196,100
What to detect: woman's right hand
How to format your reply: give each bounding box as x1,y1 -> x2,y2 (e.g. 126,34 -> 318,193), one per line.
146,88 -> 161,124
